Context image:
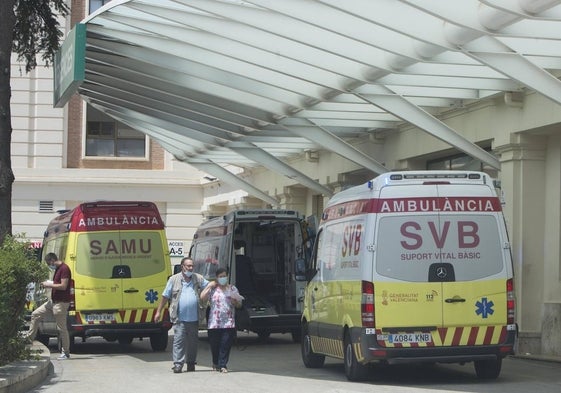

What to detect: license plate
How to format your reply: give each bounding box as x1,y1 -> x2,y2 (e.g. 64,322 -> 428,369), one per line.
84,313 -> 115,323
388,333 -> 432,344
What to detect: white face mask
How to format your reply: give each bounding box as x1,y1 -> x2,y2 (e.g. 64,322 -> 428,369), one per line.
217,276 -> 228,286
183,270 -> 193,277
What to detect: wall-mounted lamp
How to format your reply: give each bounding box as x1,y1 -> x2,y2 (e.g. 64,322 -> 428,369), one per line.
305,150 -> 319,162
504,91 -> 524,108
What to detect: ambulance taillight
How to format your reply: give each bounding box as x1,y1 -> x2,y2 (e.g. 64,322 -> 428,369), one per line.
361,281 -> 375,328
507,278 -> 515,324
69,279 -> 76,311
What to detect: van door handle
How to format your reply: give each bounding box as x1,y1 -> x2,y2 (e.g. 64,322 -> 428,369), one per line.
445,297 -> 466,303
124,288 -> 139,293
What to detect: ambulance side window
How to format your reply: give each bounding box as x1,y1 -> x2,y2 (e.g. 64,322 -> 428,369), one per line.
307,229 -> 323,281
318,223 -> 339,282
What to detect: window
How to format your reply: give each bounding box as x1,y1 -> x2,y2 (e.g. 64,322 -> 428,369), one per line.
76,232 -> 166,278
375,215 -> 503,282
89,0 -> 112,14
427,150 -> 498,179
85,105 -> 147,158
86,122 -> 146,157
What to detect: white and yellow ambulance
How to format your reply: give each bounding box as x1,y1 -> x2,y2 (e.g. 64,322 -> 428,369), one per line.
301,171 -> 517,381
32,201 -> 172,351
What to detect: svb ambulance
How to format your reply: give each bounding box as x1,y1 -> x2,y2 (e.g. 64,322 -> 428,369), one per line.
301,171 -> 517,381
31,201 -> 172,351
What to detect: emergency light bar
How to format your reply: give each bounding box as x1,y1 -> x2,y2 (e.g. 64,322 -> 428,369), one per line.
390,173 -> 481,181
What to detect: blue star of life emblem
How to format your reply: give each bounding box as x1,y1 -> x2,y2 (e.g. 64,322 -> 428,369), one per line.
145,289 -> 158,304
475,297 -> 494,318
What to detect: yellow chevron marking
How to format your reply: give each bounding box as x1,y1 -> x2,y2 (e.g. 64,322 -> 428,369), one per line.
459,327 -> 471,345
353,342 -> 364,362
491,326 -> 502,343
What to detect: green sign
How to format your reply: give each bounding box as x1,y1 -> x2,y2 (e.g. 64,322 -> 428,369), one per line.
53,23 -> 86,108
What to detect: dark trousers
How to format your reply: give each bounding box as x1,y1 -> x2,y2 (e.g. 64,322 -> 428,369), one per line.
207,328 -> 236,369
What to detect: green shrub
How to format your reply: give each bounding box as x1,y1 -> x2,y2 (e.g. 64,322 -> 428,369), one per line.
0,235 -> 49,366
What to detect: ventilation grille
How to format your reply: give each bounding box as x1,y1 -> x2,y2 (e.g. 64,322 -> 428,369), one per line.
39,201 -> 54,212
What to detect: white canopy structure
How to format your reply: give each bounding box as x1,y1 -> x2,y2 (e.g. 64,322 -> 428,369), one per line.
66,0 -> 561,204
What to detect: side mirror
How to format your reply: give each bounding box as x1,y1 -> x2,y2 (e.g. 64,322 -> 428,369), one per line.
306,268 -> 318,282
294,258 -> 306,281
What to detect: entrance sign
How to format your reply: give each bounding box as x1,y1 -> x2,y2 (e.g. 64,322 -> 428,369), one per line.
53,23 -> 86,108
168,240 -> 185,258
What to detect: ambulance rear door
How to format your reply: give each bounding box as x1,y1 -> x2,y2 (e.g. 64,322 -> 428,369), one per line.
374,183 -> 443,336
74,230 -> 125,323
436,184 -> 508,331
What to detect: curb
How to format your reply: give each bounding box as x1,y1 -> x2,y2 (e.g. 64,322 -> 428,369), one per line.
512,353 -> 561,364
0,342 -> 51,393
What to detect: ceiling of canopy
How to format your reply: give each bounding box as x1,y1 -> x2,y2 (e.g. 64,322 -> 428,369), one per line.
78,0 -> 561,204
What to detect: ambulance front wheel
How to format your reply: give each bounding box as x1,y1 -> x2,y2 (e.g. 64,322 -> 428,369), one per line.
474,357 -> 502,379
301,323 -> 325,368
150,331 -> 168,351
344,332 -> 368,381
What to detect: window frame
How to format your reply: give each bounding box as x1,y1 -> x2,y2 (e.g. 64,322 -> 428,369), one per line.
89,0 -> 112,15
82,103 -> 150,161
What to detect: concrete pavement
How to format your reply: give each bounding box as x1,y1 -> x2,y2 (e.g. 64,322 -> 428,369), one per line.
0,342 -> 51,393
2,340 -> 561,393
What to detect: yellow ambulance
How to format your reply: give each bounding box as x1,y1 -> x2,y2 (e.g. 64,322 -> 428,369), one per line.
32,201 -> 172,351
301,171 -> 517,381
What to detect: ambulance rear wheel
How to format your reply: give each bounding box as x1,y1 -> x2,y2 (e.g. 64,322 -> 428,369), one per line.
301,324 -> 325,368
474,357 -> 502,379
150,331 -> 168,351
344,333 -> 368,381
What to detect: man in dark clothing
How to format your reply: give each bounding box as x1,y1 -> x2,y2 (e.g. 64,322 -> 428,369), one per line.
27,252 -> 72,360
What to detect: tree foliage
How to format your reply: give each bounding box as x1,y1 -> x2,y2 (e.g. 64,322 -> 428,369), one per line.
13,0 -> 70,72
0,0 -> 69,245
0,234 -> 49,366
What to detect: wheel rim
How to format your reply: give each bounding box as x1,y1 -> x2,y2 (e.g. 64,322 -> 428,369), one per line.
345,342 -> 352,368
304,335 -> 312,356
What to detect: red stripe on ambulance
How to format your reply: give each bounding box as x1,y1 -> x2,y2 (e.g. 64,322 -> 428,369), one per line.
322,197 -> 502,222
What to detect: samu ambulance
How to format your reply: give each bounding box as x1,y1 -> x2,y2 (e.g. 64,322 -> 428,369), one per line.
301,171 -> 517,381
31,201 -> 172,351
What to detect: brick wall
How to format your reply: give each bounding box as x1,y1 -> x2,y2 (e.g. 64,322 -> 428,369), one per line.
66,0 -> 165,170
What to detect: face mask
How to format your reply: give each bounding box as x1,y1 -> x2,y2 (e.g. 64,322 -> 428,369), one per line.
48,264 -> 56,271
217,276 -> 228,286
183,270 -> 193,277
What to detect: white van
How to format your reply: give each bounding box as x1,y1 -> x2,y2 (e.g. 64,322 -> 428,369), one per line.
190,209 -> 314,341
301,171 -> 517,381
